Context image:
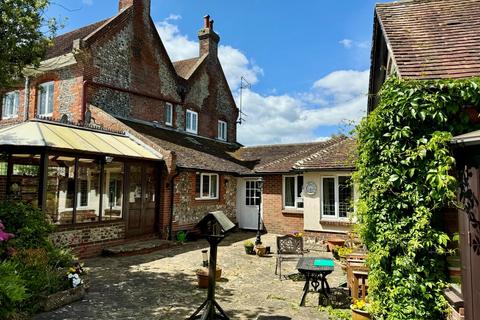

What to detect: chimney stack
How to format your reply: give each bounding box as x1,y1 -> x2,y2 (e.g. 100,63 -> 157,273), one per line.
198,14 -> 220,57
119,0 -> 150,17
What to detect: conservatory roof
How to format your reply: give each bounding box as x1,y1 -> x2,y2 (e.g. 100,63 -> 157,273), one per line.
0,120 -> 162,161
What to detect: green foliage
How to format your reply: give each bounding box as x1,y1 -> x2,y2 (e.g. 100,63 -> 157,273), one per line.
0,261 -> 27,318
354,77 -> 480,320
319,306 -> 351,320
0,0 -> 57,88
0,201 -> 54,249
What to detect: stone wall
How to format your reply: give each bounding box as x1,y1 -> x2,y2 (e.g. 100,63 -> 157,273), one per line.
50,221 -> 126,258
172,171 -> 237,228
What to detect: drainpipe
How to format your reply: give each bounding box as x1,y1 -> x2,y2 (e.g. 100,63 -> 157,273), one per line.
168,171 -> 180,241
23,76 -> 30,120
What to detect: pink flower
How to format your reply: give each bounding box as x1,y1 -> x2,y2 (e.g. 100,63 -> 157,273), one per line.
0,220 -> 14,242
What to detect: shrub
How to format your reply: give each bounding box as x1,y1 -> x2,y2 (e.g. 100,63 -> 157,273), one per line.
355,77 -> 480,319
0,261 -> 27,317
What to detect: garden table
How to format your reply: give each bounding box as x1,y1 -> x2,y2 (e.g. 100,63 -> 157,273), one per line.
296,257 -> 334,306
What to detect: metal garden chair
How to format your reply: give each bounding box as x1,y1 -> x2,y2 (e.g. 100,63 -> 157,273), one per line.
275,235 -> 304,280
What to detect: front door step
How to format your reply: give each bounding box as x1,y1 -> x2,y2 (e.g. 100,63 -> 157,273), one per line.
102,239 -> 176,257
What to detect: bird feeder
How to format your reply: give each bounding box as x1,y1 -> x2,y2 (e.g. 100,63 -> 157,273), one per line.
188,211 -> 235,320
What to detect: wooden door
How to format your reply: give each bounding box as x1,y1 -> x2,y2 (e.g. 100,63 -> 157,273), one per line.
458,165 -> 480,320
142,165 -> 157,234
127,164 -> 143,236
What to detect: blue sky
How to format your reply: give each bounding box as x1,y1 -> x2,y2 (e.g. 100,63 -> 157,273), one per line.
46,0 -> 390,145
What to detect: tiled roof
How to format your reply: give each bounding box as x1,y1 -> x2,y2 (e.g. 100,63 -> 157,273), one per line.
376,0 -> 480,79
294,138 -> 356,171
45,19 -> 111,59
236,136 -> 351,173
172,56 -> 206,80
120,120 -> 255,174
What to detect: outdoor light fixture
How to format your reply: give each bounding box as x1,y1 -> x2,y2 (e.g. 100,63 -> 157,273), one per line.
202,249 -> 209,267
255,179 -> 264,246
104,156 -> 114,163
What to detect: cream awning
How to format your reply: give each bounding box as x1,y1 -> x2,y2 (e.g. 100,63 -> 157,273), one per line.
0,121 -> 162,161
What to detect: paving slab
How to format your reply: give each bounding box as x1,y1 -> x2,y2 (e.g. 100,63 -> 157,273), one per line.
34,231 -> 348,320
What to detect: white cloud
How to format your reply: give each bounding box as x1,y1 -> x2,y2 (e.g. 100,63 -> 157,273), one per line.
155,16 -> 367,145
339,39 -> 370,49
339,39 -> 353,48
82,0 -> 93,6
165,14 -> 181,21
155,18 -> 262,90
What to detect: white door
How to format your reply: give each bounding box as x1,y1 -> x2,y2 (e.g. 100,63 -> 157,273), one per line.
236,178 -> 263,230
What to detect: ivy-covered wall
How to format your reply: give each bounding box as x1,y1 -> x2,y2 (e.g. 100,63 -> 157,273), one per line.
355,77 -> 480,320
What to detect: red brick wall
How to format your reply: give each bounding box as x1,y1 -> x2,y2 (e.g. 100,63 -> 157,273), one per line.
262,175 -> 304,235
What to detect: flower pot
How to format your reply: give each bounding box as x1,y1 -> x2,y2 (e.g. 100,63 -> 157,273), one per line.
351,307 -> 371,320
196,267 -> 222,289
244,245 -> 254,254
255,245 -> 266,257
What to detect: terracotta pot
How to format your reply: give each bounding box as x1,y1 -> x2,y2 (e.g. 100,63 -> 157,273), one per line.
351,307 -> 371,320
196,267 -> 222,289
255,245 -> 266,257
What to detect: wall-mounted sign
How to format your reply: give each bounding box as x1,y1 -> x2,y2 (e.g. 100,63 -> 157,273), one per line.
305,181 -> 317,195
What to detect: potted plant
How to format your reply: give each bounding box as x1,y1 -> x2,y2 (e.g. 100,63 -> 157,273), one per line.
255,244 -> 266,257
244,240 -> 254,254
195,267 -> 222,289
351,299 -> 371,320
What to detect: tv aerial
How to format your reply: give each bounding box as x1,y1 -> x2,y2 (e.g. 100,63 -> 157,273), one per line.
237,76 -> 250,125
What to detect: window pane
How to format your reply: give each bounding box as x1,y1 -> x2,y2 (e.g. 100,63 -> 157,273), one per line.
284,177 -> 295,207
38,88 -> 46,115
186,111 -> 191,130
102,162 -> 124,221
192,113 -> 198,132
296,175 -> 304,208
11,155 -> 40,207
46,156 -> 75,224
323,178 -> 335,216
0,156 -> 8,202
165,103 -> 172,125
47,83 -> 54,114
339,176 -> 353,218
202,174 -> 210,198
210,175 -> 217,198
76,158 -> 100,223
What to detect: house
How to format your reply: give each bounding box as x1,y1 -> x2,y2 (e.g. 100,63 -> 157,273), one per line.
368,0 -> 480,318
0,0 -> 357,258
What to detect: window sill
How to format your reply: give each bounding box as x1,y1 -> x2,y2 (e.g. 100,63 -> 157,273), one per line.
195,197 -> 219,201
282,209 -> 304,215
319,219 -> 355,227
186,130 -> 198,134
2,116 -> 18,120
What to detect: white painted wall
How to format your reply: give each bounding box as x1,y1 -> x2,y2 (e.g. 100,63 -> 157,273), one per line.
302,171 -> 357,234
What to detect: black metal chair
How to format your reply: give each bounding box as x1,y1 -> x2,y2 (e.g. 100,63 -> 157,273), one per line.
275,235 -> 304,280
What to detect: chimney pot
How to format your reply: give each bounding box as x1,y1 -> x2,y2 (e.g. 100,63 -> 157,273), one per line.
210,20 -> 214,31
204,15 -> 211,28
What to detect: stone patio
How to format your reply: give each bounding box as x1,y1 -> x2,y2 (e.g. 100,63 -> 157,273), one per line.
34,231 -> 349,320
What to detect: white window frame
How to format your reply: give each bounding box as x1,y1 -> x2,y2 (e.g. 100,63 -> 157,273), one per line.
218,120 -> 227,141
283,175 -> 304,210
37,81 -> 54,117
2,91 -> 19,119
245,179 -> 261,206
320,175 -> 354,220
196,173 -> 219,200
186,109 -> 198,134
165,103 -> 173,126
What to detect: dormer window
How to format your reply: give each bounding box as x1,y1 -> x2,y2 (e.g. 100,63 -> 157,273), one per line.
186,109 -> 198,134
37,81 -> 54,117
218,120 -> 227,141
2,91 -> 19,119
165,103 -> 173,126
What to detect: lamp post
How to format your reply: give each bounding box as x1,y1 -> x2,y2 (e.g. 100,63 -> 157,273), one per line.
255,179 -> 264,246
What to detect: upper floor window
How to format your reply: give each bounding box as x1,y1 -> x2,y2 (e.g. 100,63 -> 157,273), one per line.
218,120 -> 227,141
195,173 -> 219,200
283,175 -> 304,209
321,175 -> 354,219
2,91 -> 19,119
186,109 -> 198,134
37,81 -> 54,117
165,103 -> 173,126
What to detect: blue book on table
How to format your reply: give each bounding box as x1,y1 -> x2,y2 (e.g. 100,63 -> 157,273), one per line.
314,259 -> 334,267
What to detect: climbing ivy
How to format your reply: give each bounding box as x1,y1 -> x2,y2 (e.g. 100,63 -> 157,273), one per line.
354,77 -> 480,320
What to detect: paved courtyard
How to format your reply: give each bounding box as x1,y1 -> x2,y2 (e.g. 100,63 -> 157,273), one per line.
35,231 -> 349,320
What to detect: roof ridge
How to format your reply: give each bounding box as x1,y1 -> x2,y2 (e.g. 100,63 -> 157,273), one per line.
243,139 -> 332,149
256,136 -> 345,171
294,137 -> 352,167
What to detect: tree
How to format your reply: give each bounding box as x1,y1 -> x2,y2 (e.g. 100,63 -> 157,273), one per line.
0,0 -> 56,88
